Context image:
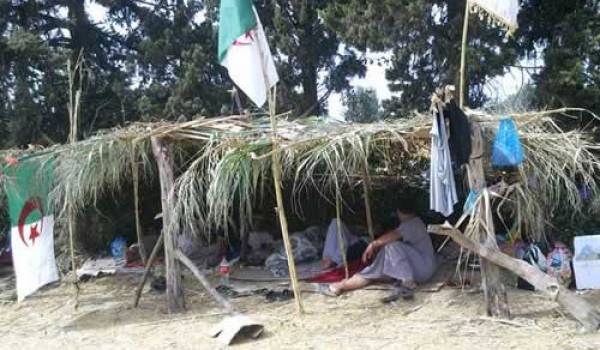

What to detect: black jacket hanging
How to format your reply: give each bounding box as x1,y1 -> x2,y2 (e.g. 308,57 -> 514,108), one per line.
444,100 -> 472,166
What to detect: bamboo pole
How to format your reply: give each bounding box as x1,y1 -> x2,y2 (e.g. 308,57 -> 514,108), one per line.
361,158 -> 375,241
335,186 -> 349,279
130,143 -> 147,265
268,87 -> 304,314
459,0 -> 471,108
67,205 -> 79,308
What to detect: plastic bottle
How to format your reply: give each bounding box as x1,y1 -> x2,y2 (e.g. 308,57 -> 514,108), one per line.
218,258 -> 230,286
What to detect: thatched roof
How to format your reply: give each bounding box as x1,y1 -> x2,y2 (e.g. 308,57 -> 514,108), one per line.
1,107 -> 599,242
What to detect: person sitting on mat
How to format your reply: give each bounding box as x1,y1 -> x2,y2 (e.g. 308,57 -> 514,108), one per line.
322,201 -> 436,299
321,219 -> 368,269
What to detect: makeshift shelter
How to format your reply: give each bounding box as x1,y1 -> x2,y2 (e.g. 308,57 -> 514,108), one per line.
1,95 -> 600,330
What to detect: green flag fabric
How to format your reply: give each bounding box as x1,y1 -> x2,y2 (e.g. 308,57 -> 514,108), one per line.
218,0 -> 257,63
4,158 -> 54,227
217,0 -> 279,107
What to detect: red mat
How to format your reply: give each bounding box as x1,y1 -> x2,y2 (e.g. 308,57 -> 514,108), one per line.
307,259 -> 367,283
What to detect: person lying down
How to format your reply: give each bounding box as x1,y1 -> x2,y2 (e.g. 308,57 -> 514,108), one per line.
321,201 -> 436,301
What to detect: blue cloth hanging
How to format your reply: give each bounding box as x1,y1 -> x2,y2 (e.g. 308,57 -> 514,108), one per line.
491,117 -> 524,167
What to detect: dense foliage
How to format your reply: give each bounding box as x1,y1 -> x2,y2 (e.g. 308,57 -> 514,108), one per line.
0,0 -> 598,149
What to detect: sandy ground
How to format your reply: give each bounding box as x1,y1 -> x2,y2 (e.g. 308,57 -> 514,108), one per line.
1,268 -> 600,350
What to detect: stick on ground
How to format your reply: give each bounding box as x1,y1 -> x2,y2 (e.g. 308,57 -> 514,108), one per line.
133,232 -> 164,308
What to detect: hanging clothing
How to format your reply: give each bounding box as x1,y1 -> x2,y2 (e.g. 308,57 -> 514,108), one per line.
429,102 -> 458,217
445,100 -> 472,166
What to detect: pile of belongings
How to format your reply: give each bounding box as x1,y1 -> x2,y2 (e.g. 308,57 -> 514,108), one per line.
265,226 -> 325,277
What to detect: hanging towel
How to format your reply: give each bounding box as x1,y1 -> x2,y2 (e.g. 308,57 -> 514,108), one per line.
429,102 -> 458,217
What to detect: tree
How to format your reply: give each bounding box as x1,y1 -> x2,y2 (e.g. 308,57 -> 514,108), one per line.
253,1 -> 366,116
518,0 -> 600,114
343,87 -> 381,123
324,0 -> 519,117
103,0 -> 230,120
0,0 -> 133,147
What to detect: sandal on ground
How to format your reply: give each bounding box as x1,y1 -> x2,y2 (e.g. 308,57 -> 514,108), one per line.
318,283 -> 341,297
265,289 -> 294,302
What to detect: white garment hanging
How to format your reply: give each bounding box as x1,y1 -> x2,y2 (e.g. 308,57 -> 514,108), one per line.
429,103 -> 458,217
470,0 -> 520,31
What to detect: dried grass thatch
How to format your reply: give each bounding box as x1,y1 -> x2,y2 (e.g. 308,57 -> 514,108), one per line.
1,108 -> 599,243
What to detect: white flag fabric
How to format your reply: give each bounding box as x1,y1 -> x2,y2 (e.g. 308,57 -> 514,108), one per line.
219,6 -> 279,108
11,215 -> 58,301
470,0 -> 520,32
4,159 -> 59,301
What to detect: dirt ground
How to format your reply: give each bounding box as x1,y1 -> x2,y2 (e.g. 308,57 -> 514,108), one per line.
1,268 -> 600,350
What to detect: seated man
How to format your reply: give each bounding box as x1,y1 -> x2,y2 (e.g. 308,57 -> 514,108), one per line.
324,201 -> 436,298
321,219 -> 368,269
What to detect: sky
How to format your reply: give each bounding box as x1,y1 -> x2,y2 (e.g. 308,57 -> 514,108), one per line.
327,54 -> 534,119
86,1 -> 533,120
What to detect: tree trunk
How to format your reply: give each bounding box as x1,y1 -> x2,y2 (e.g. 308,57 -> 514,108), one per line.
301,69 -> 319,116
467,122 -> 510,318
430,224 -> 600,332
151,137 -> 185,313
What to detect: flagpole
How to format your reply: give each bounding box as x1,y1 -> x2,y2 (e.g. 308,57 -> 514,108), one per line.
459,0 -> 471,108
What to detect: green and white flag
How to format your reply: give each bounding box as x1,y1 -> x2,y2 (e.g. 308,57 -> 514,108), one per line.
218,0 -> 279,108
3,158 -> 58,301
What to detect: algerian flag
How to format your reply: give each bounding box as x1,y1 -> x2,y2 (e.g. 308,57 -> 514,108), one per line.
218,0 -> 279,108
3,158 -> 58,301
470,0 -> 520,33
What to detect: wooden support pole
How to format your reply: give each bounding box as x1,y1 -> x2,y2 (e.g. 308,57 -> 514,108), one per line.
430,224 -> 600,332
335,187 -> 349,279
66,54 -> 84,309
176,249 -> 236,314
131,144 -> 147,265
459,0 -> 470,108
239,210 -> 249,262
151,137 -> 185,313
467,123 -> 510,318
133,232 -> 164,308
67,205 -> 80,308
268,88 -> 304,314
361,158 -> 375,241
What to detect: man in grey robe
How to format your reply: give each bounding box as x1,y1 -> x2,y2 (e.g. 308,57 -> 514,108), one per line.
324,203 -> 436,297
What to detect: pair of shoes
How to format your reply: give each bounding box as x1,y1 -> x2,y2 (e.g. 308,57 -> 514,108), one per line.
216,284 -> 240,298
265,289 -> 294,302
151,276 -> 166,292
381,285 -> 414,304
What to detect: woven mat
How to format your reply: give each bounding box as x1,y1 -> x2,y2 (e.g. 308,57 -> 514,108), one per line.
230,261 -> 325,282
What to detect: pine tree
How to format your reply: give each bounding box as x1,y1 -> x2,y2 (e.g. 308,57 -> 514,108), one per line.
324,0 -> 519,116
344,87 -> 381,123
518,0 -> 600,113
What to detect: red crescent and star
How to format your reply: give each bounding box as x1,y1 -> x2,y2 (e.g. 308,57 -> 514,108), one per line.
17,197 -> 44,247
